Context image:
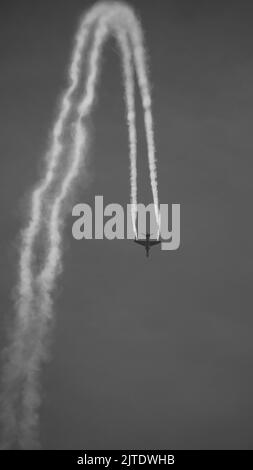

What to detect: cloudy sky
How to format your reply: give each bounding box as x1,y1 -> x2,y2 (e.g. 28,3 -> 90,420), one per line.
1,0 -> 253,449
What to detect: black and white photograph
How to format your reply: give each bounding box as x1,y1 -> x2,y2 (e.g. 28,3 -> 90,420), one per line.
0,0 -> 253,463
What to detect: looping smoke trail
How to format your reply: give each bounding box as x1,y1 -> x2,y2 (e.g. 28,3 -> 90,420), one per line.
0,1 -> 159,449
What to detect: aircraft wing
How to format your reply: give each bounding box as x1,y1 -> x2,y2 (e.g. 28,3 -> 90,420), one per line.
149,240 -> 161,246
134,239 -> 146,246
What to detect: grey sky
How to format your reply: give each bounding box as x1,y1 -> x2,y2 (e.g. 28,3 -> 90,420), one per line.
1,0 -> 253,449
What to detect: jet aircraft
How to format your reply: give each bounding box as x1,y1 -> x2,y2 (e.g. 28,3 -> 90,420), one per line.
134,232 -> 161,257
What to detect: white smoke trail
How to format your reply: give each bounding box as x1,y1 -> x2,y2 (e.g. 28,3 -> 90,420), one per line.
0,2 -> 111,450
17,17 -> 138,447
117,28 -> 138,237
19,2 -> 111,326
127,20 -> 160,232
0,1 -> 159,449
